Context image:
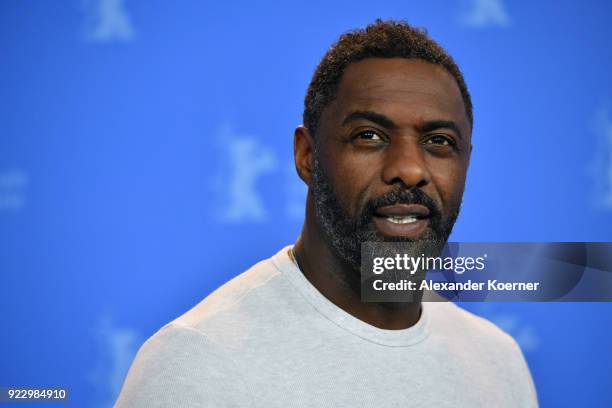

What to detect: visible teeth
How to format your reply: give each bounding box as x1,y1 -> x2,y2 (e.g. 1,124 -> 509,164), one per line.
386,215 -> 418,224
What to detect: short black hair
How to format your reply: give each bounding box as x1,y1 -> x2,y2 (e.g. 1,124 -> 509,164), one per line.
303,19 -> 473,136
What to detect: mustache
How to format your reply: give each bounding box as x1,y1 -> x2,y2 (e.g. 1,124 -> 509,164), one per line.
360,188 -> 442,224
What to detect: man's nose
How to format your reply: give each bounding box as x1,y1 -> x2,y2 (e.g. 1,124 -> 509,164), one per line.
381,138 -> 431,188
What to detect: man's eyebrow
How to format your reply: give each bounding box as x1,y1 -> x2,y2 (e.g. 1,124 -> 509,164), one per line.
419,120 -> 463,140
341,111 -> 397,129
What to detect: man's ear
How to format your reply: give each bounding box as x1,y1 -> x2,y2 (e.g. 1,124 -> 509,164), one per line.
294,125 -> 314,186
467,143 -> 473,166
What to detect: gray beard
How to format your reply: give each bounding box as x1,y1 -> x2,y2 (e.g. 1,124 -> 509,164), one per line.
310,150 -> 461,277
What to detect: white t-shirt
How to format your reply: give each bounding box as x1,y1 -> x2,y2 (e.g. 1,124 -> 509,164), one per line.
116,246 -> 538,407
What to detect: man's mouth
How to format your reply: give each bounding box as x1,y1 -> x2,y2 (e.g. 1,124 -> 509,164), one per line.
372,204 -> 431,238
384,215 -> 420,224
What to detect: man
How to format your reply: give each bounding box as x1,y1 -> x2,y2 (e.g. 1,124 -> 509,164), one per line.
116,19 -> 538,407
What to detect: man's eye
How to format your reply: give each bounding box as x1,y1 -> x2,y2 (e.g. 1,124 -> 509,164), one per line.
357,130 -> 382,141
424,135 -> 454,146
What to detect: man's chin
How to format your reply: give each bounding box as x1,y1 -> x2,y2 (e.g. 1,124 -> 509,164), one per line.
334,232 -> 447,273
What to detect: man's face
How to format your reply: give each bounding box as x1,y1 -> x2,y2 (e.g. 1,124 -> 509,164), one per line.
311,58 -> 472,271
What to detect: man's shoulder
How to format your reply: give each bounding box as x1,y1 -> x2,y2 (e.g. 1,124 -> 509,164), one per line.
168,246 -> 299,345
429,302 -> 537,404
115,322 -> 255,407
114,250 -> 294,407
427,302 -> 532,379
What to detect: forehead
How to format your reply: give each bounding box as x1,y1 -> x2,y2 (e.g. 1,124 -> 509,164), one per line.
323,58 -> 470,133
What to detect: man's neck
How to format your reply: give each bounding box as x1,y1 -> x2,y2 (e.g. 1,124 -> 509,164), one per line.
293,204 -> 421,330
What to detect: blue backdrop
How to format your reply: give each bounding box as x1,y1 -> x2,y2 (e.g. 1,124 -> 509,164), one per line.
1,1 -> 611,407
